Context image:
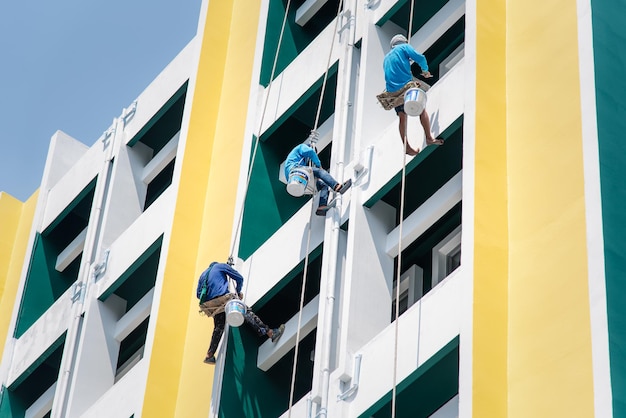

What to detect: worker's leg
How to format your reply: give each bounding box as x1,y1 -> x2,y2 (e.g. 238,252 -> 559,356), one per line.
243,307 -> 285,343
316,179 -> 330,207
311,167 -> 338,190
395,106 -> 419,155
206,312 -> 226,361
419,110 -> 444,145
311,167 -> 351,195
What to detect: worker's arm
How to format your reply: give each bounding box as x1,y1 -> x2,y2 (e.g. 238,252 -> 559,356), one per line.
225,265 -> 244,293
406,46 -> 429,74
301,145 -> 322,168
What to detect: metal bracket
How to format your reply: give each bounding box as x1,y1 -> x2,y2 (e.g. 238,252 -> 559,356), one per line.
93,249 -> 110,281
70,282 -> 84,303
122,101 -> 138,126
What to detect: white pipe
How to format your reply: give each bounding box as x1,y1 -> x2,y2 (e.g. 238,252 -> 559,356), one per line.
51,117 -> 119,417
316,1 -> 357,416
337,353 -> 362,400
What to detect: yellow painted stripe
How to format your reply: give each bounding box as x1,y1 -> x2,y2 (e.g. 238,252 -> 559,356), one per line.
473,0 -> 508,416
506,1 -> 593,416
141,1 -> 261,417
474,0 -> 594,416
0,191 -> 38,357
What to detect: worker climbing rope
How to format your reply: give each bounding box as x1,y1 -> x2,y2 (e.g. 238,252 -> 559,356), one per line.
197,261 -> 285,365
284,132 -> 352,216
377,34 -> 444,155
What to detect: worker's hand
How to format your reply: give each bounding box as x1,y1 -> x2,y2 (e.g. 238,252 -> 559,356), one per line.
421,71 -> 432,78
238,292 -> 244,300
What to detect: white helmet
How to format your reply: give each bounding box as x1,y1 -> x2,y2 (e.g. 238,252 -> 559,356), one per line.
390,34 -> 408,48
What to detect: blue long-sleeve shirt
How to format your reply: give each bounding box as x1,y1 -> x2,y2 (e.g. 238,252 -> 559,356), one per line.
196,263 -> 244,301
383,43 -> 429,93
284,144 -> 321,179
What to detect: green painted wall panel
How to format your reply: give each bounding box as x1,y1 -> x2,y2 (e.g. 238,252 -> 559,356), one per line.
592,0 -> 626,413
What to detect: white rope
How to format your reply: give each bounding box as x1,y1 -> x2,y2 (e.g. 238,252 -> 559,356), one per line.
288,2 -> 345,416
287,203 -> 316,418
313,0 -> 344,133
229,0 -> 293,262
391,1 -> 416,417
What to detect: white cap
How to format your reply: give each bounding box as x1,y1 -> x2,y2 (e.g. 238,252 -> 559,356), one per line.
390,34 -> 408,48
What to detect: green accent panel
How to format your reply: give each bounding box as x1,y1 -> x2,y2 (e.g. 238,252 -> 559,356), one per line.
591,0 -> 626,414
239,70 -> 337,260
116,317 -> 149,370
359,336 -> 459,418
365,116 -> 463,209
377,0 -> 450,37
99,235 -> 163,311
14,235 -> 83,338
42,177 -> 97,237
16,178 -> 97,337
0,334 -> 66,417
260,64 -> 338,142
127,81 -> 188,153
238,140 -> 309,260
144,158 -> 176,210
261,0 -> 341,86
252,245 -> 323,319
218,326 -> 316,418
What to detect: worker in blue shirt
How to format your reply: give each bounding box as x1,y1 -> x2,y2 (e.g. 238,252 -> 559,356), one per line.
197,262 -> 285,364
284,140 -> 351,216
383,34 -> 443,155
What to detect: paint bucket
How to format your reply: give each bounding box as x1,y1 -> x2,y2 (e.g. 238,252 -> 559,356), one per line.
403,88 -> 427,117
286,167 -> 315,197
225,299 -> 246,327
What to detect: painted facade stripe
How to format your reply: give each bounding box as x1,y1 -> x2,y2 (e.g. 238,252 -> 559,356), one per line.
472,0 -> 508,415
506,0 -> 594,416
0,192 -> 38,359
474,0 -> 596,416
141,1 -> 261,417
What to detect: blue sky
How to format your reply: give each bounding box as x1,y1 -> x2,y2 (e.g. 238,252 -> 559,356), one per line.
0,1 -> 202,201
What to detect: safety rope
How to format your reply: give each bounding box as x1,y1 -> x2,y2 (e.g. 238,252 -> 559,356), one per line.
287,2 -> 345,416
287,203 -> 316,418
229,0 -> 293,263
313,0 -> 344,133
391,1 -> 416,417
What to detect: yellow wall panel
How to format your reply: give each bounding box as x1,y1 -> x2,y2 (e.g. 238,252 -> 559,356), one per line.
472,0 -> 509,415
0,191 -> 38,358
506,0 -> 594,416
141,1 -> 261,417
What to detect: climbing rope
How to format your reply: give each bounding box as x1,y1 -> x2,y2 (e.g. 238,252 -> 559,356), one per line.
287,2 -> 345,416
287,203 -> 316,418
391,1 -> 416,417
229,0 -> 294,263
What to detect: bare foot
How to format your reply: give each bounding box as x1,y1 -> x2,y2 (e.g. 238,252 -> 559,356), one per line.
406,146 -> 420,156
426,137 -> 444,146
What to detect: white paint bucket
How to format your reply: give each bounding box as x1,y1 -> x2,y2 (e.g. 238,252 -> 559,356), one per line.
403,88 -> 427,117
286,167 -> 315,197
225,299 -> 246,327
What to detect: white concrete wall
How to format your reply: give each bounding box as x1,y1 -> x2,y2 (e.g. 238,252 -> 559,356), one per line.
332,269 -> 464,417
2,35 -> 195,417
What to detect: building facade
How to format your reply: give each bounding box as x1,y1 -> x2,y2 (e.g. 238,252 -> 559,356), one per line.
1,0 -> 625,417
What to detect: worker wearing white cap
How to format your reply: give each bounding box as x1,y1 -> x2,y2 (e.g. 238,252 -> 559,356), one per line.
383,34 -> 443,155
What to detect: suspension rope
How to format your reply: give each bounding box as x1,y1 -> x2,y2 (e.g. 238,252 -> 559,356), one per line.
229,0 -> 293,262
391,2 -> 416,417
312,0 -> 344,134
287,203 -> 316,418
287,3 -> 345,416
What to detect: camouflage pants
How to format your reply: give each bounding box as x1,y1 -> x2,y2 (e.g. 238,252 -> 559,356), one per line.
203,296 -> 271,357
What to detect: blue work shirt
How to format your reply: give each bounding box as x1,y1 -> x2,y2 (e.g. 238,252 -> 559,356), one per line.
196,263 -> 244,301
284,144 -> 321,179
383,43 -> 429,93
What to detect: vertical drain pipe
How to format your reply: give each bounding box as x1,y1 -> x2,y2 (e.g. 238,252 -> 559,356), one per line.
316,2 -> 357,416
52,115 -> 120,417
